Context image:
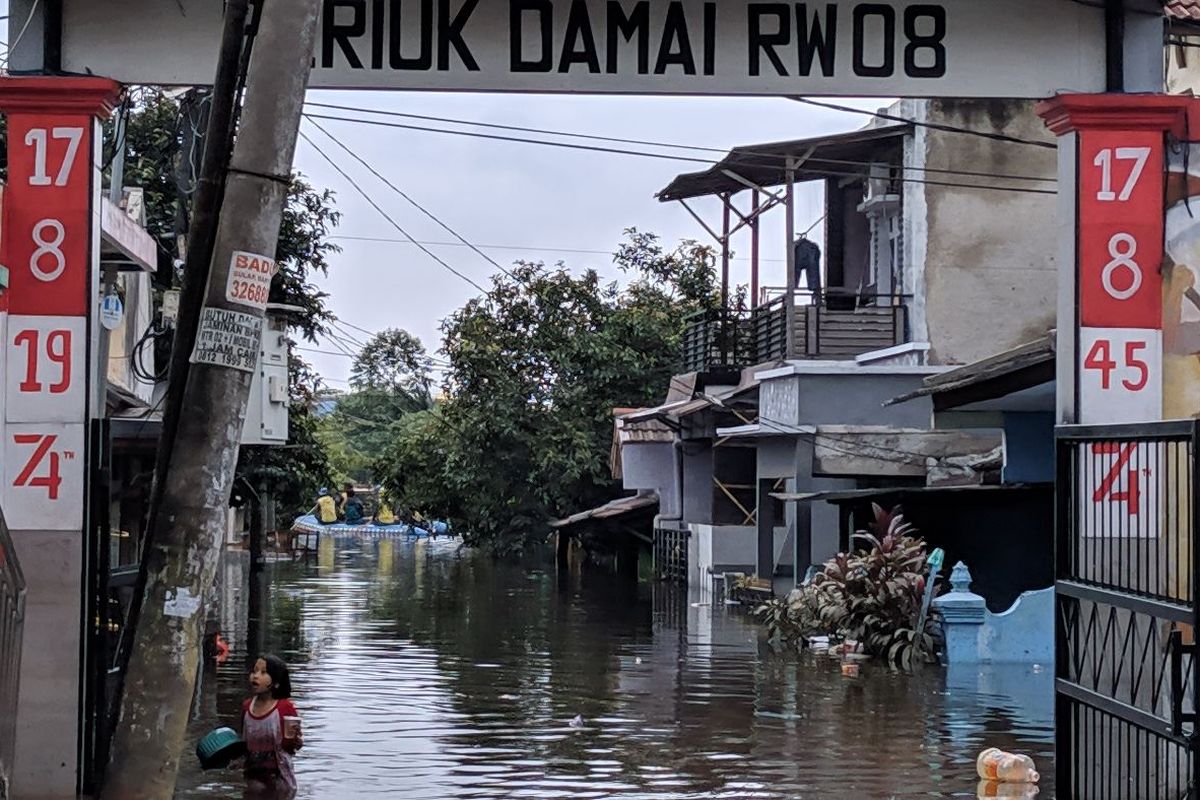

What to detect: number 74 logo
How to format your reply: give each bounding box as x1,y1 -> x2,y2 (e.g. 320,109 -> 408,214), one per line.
11,433 -> 70,499
3,423 -> 85,531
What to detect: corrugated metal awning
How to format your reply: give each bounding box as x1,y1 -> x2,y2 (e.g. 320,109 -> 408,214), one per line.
658,124 -> 909,202
550,493 -> 659,530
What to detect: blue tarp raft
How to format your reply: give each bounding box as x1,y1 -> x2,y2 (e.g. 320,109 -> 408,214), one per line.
291,515 -> 451,539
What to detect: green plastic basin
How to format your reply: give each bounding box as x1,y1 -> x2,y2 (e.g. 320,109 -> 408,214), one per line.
195,726 -> 247,770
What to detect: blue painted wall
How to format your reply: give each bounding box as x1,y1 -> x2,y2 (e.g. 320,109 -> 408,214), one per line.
1002,412 -> 1055,484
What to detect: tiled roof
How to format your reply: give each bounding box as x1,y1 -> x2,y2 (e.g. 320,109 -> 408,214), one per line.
1169,0 -> 1200,21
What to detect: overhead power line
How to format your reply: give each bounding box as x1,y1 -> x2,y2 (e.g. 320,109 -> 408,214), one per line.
306,117 -> 515,277
298,127 -> 489,294
304,100 -> 1055,184
303,111 -> 708,164
329,235 -> 791,263
302,113 -> 1056,196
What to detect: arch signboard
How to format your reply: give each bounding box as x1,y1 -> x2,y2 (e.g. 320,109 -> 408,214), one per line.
48,0 -> 1120,97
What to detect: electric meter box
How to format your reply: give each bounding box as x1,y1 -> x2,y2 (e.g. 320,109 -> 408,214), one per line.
241,308 -> 290,446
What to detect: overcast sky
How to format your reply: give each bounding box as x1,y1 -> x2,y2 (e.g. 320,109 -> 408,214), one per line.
294,90 -> 886,389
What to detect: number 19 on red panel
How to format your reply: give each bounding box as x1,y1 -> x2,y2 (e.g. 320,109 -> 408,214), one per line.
1080,327 -> 1163,424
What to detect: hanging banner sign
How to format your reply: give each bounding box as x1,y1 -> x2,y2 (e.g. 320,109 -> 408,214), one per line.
59,0 -> 1107,97
191,307 -> 263,373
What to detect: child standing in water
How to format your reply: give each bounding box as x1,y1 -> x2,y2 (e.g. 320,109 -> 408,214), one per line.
243,654 -> 303,799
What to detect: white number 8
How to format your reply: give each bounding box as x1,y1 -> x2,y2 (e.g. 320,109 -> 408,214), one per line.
1102,233 -> 1142,301
30,219 -> 66,282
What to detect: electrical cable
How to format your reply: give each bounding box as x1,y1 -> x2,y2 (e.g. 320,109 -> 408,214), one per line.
305,100 -> 1055,184
302,113 -> 1056,196
130,322 -> 172,383
298,127 -> 489,294
787,97 -> 1057,150
310,118 -> 540,278
329,235 -> 789,263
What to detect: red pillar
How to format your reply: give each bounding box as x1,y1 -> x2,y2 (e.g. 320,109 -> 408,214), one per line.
0,76 -> 121,797
1038,94 -> 1197,426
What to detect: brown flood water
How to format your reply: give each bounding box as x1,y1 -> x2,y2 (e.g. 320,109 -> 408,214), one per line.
174,536 -> 1054,799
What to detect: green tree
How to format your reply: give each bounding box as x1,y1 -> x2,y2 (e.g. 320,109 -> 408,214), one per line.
377,229 -> 717,552
317,328 -> 434,485
351,327 -> 433,400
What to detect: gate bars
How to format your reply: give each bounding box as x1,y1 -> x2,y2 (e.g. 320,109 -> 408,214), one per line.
1056,421 -> 1200,800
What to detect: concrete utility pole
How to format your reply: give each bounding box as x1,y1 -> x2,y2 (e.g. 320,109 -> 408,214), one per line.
103,2 -> 321,796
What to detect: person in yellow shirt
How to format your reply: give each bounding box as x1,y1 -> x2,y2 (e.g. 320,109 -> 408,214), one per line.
315,488 -> 338,525
374,489 -> 397,526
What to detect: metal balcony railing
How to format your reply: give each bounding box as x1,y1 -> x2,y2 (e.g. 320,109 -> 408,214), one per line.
754,291 -> 908,362
0,508 -> 26,799
680,307 -> 755,373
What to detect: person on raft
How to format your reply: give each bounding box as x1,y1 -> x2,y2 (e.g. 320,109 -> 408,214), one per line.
315,488 -> 338,525
342,483 -> 366,525
374,489 -> 398,526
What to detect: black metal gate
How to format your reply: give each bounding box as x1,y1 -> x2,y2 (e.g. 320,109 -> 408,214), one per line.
1056,421 -> 1200,799
652,525 -> 689,583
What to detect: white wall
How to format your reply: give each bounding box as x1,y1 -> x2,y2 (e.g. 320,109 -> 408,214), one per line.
688,524 -> 789,588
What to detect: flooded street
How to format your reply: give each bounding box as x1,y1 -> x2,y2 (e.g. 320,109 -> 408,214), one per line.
175,537 -> 1054,799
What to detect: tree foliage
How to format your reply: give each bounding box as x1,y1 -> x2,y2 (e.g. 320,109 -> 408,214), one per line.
318,328 -> 434,485
351,327 -> 434,400
375,230 -> 717,553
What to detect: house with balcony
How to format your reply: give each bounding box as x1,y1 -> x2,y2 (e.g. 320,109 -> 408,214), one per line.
614,98 -> 1059,593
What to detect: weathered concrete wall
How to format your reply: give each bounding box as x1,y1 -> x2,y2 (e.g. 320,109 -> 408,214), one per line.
796,372 -> 932,427
622,441 -> 680,519
11,530 -> 81,798
913,99 -> 1059,365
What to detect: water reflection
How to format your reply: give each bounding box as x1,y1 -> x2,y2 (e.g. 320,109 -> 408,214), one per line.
176,538 -> 1054,798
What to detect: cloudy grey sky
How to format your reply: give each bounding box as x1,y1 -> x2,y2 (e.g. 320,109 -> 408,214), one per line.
294,90 -> 885,388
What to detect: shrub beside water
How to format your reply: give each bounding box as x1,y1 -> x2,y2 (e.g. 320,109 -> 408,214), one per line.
755,504 -> 940,669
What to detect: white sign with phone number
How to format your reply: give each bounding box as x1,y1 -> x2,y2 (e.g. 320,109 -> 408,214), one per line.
225,250 -> 276,311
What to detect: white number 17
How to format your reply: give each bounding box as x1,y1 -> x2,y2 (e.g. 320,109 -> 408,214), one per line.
25,127 -> 84,187
1095,147 -> 1151,202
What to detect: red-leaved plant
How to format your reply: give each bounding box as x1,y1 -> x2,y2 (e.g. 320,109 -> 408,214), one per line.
755,504 -> 939,669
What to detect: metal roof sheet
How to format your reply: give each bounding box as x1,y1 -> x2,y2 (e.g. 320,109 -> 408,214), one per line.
550,493 -> 659,529
657,124 -> 909,202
